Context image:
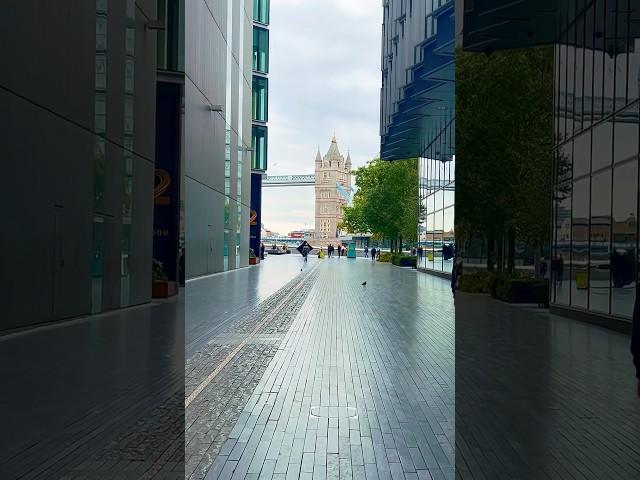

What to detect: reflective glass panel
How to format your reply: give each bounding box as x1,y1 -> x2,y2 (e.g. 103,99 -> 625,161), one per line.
589,170 -> 612,314
611,161 -> 637,317
571,178 -> 589,308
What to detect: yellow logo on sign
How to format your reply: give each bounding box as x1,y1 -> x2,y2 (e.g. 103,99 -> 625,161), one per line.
154,169 -> 171,205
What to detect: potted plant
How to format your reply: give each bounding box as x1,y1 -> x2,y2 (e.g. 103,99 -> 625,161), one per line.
152,259 -> 177,298
249,248 -> 259,265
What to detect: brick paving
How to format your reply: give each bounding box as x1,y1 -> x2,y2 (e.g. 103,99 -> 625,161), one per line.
0,298 -> 184,479
190,257 -> 454,480
456,292 -> 640,480
186,261 -> 323,480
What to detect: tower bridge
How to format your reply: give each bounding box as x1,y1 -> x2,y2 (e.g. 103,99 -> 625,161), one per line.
263,174 -> 315,187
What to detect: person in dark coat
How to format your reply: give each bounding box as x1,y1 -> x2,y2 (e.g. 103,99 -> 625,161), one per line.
632,291 -> 640,397
179,250 -> 185,286
371,247 -> 376,261
451,260 -> 457,298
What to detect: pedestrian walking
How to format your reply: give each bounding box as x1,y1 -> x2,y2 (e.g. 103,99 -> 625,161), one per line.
371,247 -> 376,261
451,260 -> 457,298
338,245 -> 342,258
260,242 -> 265,260
540,257 -> 549,279
302,244 -> 310,263
451,256 -> 463,298
632,291 -> 640,398
364,246 -> 369,258
179,249 -> 185,286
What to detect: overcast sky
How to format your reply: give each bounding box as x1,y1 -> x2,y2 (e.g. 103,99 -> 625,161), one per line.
261,0 -> 382,235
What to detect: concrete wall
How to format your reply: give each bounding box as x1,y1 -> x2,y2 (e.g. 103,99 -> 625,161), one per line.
0,0 -> 157,331
185,0 -> 252,278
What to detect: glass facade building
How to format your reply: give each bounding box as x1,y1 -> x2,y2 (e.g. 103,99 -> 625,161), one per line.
462,0 -> 640,328
185,0 -> 252,276
250,0 -> 270,257
380,0 -> 455,273
2,0 -> 158,329
551,0 -> 640,324
419,144 -> 455,273
251,6 -> 269,173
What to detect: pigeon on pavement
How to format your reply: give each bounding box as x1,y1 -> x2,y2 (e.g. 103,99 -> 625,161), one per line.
361,281 -> 367,286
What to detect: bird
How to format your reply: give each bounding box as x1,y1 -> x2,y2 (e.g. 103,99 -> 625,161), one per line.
300,268 -> 303,271
361,281 -> 367,286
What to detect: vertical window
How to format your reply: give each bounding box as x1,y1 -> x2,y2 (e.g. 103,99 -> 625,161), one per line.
252,75 -> 268,122
574,36 -> 584,133
589,170 -> 612,314
253,0 -> 270,24
611,161 -> 637,317
571,178 -> 589,309
559,42 -> 568,142
591,116 -> 613,172
583,2 -> 595,129
593,0 -> 606,121
253,26 -> 269,73
251,125 -> 268,171
614,106 -> 639,164
573,131 -> 591,179
566,41 -> 576,135
554,179 -> 572,306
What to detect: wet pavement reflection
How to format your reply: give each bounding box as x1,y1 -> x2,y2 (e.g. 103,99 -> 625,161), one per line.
188,256 -> 454,480
456,293 -> 640,479
0,296 -> 184,479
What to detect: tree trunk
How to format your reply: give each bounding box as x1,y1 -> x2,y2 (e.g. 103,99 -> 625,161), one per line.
399,235 -> 403,253
497,235 -> 504,273
533,241 -> 541,279
487,238 -> 495,272
507,227 -> 516,274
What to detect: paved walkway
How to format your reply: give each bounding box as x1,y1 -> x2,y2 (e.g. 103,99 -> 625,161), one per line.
186,256 -> 455,480
0,297 -> 184,479
456,293 -> 640,480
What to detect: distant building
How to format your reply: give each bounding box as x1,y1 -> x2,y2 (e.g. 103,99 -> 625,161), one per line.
380,0 -> 455,272
314,136 -> 352,245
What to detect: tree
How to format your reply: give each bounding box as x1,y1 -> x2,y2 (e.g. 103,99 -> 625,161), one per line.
341,158 -> 420,252
456,46 -> 554,275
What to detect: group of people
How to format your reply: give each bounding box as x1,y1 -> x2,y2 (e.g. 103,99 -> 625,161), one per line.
363,246 -> 381,260
326,244 -> 346,258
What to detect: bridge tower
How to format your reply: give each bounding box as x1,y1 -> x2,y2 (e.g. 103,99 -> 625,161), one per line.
314,136 -> 352,245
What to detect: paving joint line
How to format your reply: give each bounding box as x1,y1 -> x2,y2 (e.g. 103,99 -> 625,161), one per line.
185,263 -> 320,408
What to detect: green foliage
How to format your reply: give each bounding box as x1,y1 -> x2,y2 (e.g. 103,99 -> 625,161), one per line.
456,46 -> 554,262
456,271 -> 493,293
341,158 -> 421,244
491,277 -> 549,305
378,252 -> 393,263
392,254 -> 417,268
152,259 -> 168,281
488,271 -> 523,297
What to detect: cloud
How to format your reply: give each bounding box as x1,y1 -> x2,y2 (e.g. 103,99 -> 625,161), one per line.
262,1 -> 382,233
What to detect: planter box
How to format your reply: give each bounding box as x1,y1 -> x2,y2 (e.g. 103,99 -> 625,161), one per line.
393,255 -> 417,268
492,278 -> 549,304
249,257 -> 259,265
152,280 -> 177,298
